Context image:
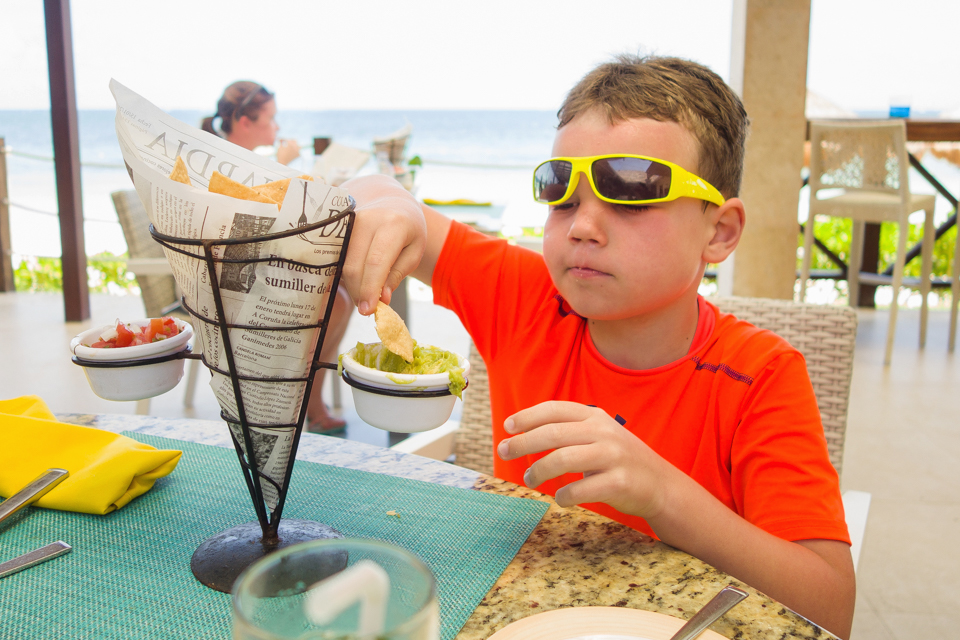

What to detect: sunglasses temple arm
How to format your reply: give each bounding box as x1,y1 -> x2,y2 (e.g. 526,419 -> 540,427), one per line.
678,171 -> 725,206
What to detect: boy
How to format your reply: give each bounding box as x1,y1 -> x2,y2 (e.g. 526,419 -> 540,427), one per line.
340,55 -> 855,637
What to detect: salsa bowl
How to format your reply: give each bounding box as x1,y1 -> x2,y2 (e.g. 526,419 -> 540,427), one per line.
339,346 -> 469,433
69,318 -> 194,402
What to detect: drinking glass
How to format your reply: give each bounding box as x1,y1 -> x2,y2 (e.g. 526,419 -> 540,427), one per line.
232,538 -> 439,640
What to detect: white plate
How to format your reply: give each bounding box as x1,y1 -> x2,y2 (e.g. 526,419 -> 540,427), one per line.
486,607 -> 726,640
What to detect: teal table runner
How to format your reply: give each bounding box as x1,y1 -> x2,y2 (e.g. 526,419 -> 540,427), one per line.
0,433 -> 548,640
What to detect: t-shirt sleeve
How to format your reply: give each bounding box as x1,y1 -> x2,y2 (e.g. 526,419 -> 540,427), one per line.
432,221 -> 554,360
730,351 -> 851,544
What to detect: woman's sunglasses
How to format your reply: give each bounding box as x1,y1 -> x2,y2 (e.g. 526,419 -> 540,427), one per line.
532,154 -> 725,207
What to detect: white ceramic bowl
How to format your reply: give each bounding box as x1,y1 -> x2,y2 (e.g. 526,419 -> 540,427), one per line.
69,318 -> 194,402
340,346 -> 469,433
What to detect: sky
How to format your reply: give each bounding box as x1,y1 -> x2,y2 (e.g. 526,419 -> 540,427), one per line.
1,0 -> 959,114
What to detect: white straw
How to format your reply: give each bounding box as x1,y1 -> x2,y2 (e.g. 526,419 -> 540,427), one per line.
304,560 -> 391,637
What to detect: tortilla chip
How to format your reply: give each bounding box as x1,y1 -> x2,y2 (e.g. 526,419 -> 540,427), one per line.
252,175 -> 316,206
169,156 -> 191,185
253,178 -> 291,204
209,171 -> 279,208
297,174 -> 315,181
374,301 -> 414,362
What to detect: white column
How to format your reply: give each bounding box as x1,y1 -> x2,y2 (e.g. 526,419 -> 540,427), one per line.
719,0 -> 811,300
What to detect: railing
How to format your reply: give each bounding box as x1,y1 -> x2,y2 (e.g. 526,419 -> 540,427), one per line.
0,137 -> 135,292
0,138 -> 11,291
6,129 -> 954,302
0,135 -> 542,295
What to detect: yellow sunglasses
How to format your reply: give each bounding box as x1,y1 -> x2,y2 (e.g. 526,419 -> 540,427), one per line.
533,154 -> 725,207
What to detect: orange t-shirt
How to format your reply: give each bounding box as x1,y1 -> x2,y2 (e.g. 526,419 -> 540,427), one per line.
433,222 -> 849,544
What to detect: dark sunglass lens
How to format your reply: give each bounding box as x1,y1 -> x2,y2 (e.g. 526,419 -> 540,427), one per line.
534,161 -> 573,202
593,157 -> 672,201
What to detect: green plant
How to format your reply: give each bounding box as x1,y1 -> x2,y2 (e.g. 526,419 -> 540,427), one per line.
87,252 -> 138,294
14,256 -> 63,292
13,252 -> 139,294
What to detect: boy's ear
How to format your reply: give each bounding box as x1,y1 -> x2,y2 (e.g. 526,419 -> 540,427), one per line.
703,197 -> 745,264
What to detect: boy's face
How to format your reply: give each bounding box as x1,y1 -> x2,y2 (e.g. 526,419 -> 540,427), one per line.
543,110 -> 720,321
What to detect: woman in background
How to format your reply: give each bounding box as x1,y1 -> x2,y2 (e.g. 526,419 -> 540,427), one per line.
201,81 -> 301,165
203,81 -> 351,433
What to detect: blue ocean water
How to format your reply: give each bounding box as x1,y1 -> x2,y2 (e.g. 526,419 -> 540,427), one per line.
6,108 -> 959,261
0,109 -> 559,257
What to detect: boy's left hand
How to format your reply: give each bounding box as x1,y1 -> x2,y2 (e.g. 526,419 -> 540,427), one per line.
498,401 -> 679,519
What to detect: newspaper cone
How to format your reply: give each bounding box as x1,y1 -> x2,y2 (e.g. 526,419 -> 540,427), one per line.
111,80 -> 352,512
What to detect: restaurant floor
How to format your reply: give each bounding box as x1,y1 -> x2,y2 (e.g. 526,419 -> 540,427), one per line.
2,290 -> 957,640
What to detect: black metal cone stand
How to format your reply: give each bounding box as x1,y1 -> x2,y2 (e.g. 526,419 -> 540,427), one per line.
149,194 -> 357,593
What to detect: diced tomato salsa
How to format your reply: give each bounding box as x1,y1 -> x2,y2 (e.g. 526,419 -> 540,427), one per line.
88,317 -> 180,348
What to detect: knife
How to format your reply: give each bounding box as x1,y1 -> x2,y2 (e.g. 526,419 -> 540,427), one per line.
0,541 -> 73,579
0,468 -> 70,525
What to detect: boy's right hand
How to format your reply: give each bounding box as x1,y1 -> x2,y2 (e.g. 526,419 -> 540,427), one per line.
339,175 -> 427,315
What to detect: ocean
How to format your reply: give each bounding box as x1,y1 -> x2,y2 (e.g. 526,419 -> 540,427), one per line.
0,109 -> 560,258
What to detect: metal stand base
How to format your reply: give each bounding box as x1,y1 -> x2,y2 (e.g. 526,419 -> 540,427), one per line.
190,519 -> 343,592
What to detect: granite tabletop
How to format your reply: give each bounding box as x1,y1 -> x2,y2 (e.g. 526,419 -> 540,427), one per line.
59,413 -> 838,640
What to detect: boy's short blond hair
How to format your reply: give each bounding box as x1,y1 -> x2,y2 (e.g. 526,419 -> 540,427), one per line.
558,54 -> 749,199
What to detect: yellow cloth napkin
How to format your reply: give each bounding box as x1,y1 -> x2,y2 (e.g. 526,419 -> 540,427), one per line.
0,396 -> 182,515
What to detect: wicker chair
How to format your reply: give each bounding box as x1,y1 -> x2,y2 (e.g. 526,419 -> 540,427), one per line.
393,296 -> 871,569
800,120 -> 937,365
112,190 -> 202,414
452,343 -> 495,474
